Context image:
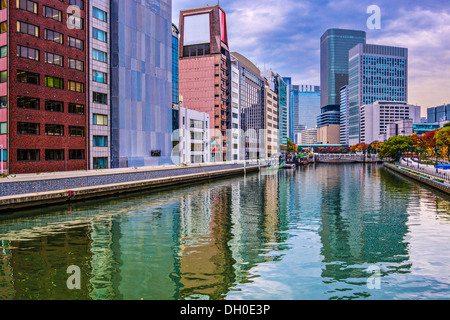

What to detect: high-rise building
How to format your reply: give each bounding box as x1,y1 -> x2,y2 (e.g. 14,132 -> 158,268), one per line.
229,54 -> 243,161
232,52 -> 265,160
172,23 -> 180,163
348,44 -> 408,145
320,28 -> 366,108
360,101 -> 420,144
339,85 -> 349,145
110,0 -> 173,168
179,5 -> 231,162
90,1 -> 111,170
0,0 -> 89,174
264,82 -> 279,158
291,85 -> 320,138
262,71 -> 288,149
282,77 -> 292,140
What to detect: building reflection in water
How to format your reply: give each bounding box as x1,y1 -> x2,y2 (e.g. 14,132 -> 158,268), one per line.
0,172 -> 288,300
318,164 -> 412,299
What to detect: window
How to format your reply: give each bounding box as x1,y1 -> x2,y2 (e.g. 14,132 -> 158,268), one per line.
17,45 -> 39,61
93,7 -> 107,22
69,126 -> 84,137
16,0 -> 38,14
92,28 -> 107,42
17,149 -> 40,161
45,100 -> 63,112
92,49 -> 107,63
93,92 -> 107,104
17,122 -> 39,135
0,122 -> 6,134
44,6 -> 62,21
17,21 -> 39,37
17,71 -> 40,85
45,149 -> 64,161
93,157 -> 108,169
1,0 -> 7,10
68,58 -> 84,71
1,149 -> 6,162
68,103 -> 84,115
93,70 -> 107,84
0,21 -> 6,34
93,135 -> 108,147
0,45 -> 7,58
45,76 -> 64,89
45,29 -> 63,44
69,150 -> 85,160
68,36 -> 84,50
45,52 -> 63,66
68,81 -> 84,92
69,0 -> 84,10
93,114 -> 107,126
45,124 -> 64,136
0,71 -> 6,83
0,96 -> 6,108
17,96 -> 39,110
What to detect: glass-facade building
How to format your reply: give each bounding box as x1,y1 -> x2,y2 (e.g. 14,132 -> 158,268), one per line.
110,0 -> 173,168
348,44 -> 408,145
340,85 -> 349,145
427,105 -> 450,123
317,105 -> 340,127
320,29 -> 366,108
291,85 -> 321,136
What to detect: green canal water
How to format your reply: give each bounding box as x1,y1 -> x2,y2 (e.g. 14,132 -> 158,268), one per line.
1,164 -> 450,300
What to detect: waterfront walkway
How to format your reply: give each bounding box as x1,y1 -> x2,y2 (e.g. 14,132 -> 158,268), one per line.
0,160 -> 268,212
398,158 -> 450,185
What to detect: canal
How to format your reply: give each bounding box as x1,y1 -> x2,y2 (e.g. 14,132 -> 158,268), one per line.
1,163 -> 450,300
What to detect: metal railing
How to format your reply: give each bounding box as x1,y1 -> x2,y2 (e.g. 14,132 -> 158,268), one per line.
398,158 -> 450,184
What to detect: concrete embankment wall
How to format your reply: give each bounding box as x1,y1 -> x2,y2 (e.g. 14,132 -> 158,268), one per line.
0,161 -> 265,213
383,163 -> 450,194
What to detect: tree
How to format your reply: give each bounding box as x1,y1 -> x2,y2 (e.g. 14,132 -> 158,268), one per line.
379,135 -> 414,161
350,143 -> 369,153
287,138 -> 298,153
435,127 -> 450,161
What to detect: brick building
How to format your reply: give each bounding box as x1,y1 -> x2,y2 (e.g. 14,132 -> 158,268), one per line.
178,5 -> 231,161
0,0 -> 88,174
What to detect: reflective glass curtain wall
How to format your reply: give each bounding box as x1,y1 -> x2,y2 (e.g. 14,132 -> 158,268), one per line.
110,0 -> 173,168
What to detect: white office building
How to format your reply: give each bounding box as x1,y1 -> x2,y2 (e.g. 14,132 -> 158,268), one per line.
178,107 -> 210,164
360,101 -> 421,144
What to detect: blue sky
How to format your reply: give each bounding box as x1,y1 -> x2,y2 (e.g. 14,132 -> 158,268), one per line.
172,0 -> 450,114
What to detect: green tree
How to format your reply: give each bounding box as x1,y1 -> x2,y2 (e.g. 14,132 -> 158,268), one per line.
287,138 -> 298,153
379,135 -> 414,161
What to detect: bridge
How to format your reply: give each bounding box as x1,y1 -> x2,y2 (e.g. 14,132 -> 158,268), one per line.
314,153 -> 382,163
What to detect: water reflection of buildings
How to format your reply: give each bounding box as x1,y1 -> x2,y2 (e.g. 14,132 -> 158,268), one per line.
0,173 -> 287,300
318,164 -> 411,299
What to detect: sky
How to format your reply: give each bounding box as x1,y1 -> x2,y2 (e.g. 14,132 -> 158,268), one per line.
172,0 -> 450,116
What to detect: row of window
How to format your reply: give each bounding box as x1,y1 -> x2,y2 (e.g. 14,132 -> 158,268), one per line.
17,70 -> 85,92
16,149 -> 86,161
15,122 -> 85,137
17,45 -> 85,71
1,149 -> 108,168
1,117 -> 107,134
0,92 -> 108,111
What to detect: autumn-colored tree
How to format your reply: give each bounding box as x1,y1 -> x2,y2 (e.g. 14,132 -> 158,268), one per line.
435,127 -> 450,161
368,141 -> 383,154
350,143 -> 369,153
287,138 -> 298,153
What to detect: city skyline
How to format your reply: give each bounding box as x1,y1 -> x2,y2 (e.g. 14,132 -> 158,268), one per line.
173,0 -> 450,115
